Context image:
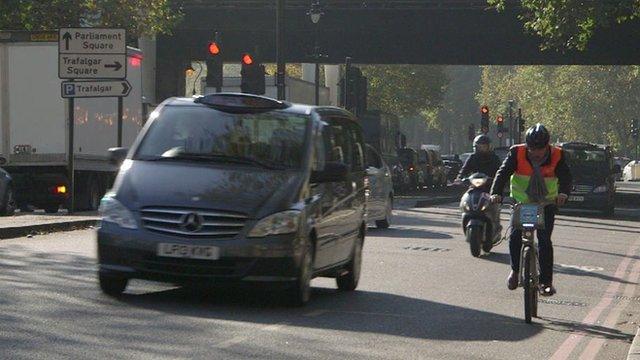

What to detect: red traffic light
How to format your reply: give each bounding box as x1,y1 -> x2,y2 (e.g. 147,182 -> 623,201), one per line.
208,42 -> 220,55
497,115 -> 504,124
242,53 -> 254,65
481,106 -> 489,114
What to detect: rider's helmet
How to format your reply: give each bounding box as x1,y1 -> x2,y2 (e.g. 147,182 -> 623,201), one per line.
473,134 -> 492,153
525,123 -> 550,149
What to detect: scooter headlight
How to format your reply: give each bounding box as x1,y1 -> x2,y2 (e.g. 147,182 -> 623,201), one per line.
470,178 -> 488,187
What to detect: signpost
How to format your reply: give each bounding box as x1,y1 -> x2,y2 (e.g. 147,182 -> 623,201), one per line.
58,28 -> 127,213
61,80 -> 131,98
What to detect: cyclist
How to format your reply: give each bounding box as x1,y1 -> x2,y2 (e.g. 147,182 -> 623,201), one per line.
490,124 -> 572,296
456,134 -> 503,231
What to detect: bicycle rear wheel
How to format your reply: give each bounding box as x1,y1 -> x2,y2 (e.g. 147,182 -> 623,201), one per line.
523,246 -> 535,324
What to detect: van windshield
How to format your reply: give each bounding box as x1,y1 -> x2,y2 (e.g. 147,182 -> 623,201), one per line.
135,106 -> 309,169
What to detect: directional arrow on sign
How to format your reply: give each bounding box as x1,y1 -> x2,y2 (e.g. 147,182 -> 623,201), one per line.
62,32 -> 72,51
121,81 -> 130,95
104,61 -> 122,71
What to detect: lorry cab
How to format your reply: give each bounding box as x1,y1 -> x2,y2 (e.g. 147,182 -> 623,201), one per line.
558,142 -> 620,216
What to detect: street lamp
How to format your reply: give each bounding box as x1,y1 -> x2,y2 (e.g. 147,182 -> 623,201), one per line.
308,1 -> 325,105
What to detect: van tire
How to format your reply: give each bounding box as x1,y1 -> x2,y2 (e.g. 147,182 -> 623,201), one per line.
99,272 -> 128,297
337,233 -> 363,291
1,185 -> 16,216
285,241 -> 314,307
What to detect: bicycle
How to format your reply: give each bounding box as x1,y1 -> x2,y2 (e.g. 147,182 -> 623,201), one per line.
504,198 -> 549,324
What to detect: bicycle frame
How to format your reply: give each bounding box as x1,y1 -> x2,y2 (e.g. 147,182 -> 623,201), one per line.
517,225 -> 539,289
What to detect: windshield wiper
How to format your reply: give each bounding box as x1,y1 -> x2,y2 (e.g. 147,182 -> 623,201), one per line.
144,153 -> 286,170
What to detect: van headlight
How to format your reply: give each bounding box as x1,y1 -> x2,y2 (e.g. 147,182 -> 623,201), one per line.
248,210 -> 301,237
99,196 -> 138,229
593,185 -> 608,193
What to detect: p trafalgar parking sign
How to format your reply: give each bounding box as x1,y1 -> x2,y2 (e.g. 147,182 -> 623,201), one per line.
58,28 -> 126,79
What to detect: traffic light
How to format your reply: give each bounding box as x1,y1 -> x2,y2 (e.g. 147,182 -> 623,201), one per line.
480,106 -> 489,134
632,119 -> 639,140
240,53 -> 265,95
205,33 -> 223,90
496,115 -> 504,133
339,65 -> 367,115
468,123 -> 476,141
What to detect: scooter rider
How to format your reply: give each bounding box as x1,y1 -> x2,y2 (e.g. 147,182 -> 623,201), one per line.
490,124 -> 572,296
456,134 -> 503,232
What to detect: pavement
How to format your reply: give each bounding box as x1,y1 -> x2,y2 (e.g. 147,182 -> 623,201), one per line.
1,200 -> 638,359
0,210 -> 99,240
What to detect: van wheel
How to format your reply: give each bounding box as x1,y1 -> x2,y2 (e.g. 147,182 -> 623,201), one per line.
602,203 -> 615,217
285,241 -> 314,307
375,196 -> 393,229
337,233 -> 363,291
99,272 -> 128,297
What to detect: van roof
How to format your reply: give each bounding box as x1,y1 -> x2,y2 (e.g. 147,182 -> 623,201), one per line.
163,93 -> 355,121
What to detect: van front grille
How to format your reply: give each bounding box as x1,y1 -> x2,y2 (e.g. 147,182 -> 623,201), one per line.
140,207 -> 248,238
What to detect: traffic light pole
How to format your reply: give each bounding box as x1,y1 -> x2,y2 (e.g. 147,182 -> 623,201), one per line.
276,0 -> 286,100
508,100 -> 514,145
344,57 -> 352,110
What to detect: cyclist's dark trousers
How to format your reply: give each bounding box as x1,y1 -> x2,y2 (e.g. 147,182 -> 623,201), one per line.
509,205 -> 556,284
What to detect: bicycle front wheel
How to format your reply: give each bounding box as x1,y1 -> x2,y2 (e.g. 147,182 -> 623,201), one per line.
523,246 -> 536,324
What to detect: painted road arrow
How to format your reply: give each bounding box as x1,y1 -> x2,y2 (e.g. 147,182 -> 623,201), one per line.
61,80 -> 132,98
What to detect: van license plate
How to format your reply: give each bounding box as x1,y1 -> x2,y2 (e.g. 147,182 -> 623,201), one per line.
157,243 -> 220,260
568,196 -> 584,202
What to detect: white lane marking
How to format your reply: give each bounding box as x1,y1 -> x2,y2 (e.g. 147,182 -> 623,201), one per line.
214,321 -> 290,349
557,264 -> 605,272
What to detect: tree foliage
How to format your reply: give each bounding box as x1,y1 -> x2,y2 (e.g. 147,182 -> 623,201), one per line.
487,0 -> 639,50
478,65 -> 640,155
361,65 -> 448,127
0,0 -> 183,39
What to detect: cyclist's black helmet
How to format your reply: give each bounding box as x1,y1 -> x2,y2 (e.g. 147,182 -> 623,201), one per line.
525,123 -> 550,149
473,134 -> 491,147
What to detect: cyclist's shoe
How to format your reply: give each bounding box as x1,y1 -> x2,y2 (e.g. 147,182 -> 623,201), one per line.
507,270 -> 518,290
539,284 -> 556,296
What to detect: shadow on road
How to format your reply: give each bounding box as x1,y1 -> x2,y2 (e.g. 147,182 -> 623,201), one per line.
0,244 -> 543,356
367,226 -> 453,240
555,244 -> 640,262
540,317 -> 634,342
482,251 -> 636,285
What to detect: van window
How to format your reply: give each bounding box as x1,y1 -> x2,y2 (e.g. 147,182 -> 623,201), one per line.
349,122 -> 366,171
366,146 -> 382,168
135,106 -> 309,169
323,117 -> 353,169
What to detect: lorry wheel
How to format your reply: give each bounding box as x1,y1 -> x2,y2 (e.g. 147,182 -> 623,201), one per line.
602,203 -> 615,217
1,185 -> 16,216
44,204 -> 59,214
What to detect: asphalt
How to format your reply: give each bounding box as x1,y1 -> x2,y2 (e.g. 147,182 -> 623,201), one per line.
1,201 -> 638,359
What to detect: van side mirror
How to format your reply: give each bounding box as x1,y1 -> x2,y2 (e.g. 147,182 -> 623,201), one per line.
108,147 -> 128,165
311,162 -> 349,183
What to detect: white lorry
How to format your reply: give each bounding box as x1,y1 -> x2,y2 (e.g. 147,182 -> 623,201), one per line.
0,32 -> 144,212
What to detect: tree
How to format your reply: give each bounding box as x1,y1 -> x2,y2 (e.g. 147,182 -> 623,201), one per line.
477,65 -> 640,156
0,0 -> 183,41
361,65 -> 448,125
487,0 -> 638,51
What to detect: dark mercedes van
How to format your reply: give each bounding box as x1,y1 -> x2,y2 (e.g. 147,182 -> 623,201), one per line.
97,93 -> 367,306
559,142 -> 620,216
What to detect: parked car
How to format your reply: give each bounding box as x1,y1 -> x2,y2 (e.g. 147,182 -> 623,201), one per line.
0,167 -> 16,216
559,142 -> 620,216
426,149 -> 448,187
623,160 -> 640,181
365,145 -> 394,229
442,154 -> 463,182
97,93 -> 367,306
397,148 -> 423,191
614,156 -> 631,181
